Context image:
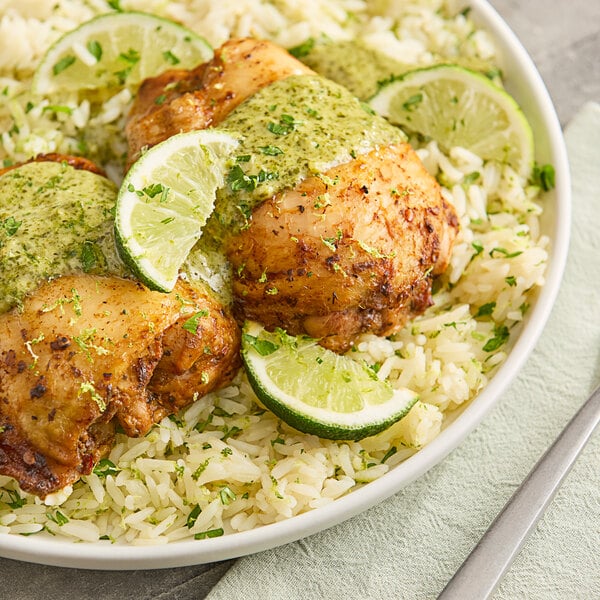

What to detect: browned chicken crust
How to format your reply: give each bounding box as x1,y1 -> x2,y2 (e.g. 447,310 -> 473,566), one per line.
228,143 -> 458,351
0,275 -> 240,497
126,38 -> 312,167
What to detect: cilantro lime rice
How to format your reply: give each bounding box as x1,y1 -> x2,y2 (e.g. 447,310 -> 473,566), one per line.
0,0 -> 549,544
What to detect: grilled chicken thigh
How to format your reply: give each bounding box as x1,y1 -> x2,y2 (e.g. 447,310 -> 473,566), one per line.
228,143 -> 457,351
0,273 -> 239,498
126,38 -> 458,350
126,38 -> 312,167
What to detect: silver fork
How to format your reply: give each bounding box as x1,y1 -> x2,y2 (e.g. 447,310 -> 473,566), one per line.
438,383 -> 600,599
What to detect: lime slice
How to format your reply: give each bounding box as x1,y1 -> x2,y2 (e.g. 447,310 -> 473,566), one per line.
114,129 -> 238,292
32,12 -> 212,95
368,65 -> 534,178
241,321 -> 418,441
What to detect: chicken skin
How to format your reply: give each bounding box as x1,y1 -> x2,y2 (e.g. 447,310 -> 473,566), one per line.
228,143 -> 457,351
125,38 -> 458,351
126,38 -> 312,167
0,274 -> 240,498
0,153 -> 106,178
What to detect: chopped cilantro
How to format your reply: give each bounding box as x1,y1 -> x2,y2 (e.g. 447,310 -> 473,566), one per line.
463,171 -> 480,185
162,50 -> 180,65
182,309 -> 209,334
476,302 -> 496,317
47,511 -> 69,526
194,527 -> 224,540
80,241 -> 103,272
87,40 -> 103,62
93,458 -> 119,478
119,48 -> 140,64
242,333 -> 279,356
288,38 -> 315,58
186,504 -> 202,528
531,163 -> 556,191
258,145 -> 284,156
219,486 -> 236,505
381,446 -> 398,463
194,413 -> 213,433
141,182 -> 169,202
221,425 -> 242,440
267,114 -> 301,135
52,55 -> 76,75
114,67 -> 132,84
4,490 -> 26,509
227,164 -> 278,192
483,324 -> 509,352
2,216 -> 22,236
402,93 -> 423,111
484,67 -> 503,80
168,413 -> 184,428
471,241 -> 484,256
43,105 -> 73,115
489,247 -> 523,259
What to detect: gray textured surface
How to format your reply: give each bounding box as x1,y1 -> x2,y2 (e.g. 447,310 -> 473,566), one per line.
1,1 -> 598,598
490,0 -> 600,126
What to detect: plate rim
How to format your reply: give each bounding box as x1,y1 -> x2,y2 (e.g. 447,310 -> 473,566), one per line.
0,0 -> 571,570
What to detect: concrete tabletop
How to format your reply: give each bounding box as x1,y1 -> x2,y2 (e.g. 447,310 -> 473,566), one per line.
1,1 -> 598,598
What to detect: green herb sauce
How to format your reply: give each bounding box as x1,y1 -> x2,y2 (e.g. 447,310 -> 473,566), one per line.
0,161 -> 125,313
299,40 -> 411,100
204,74 -> 404,243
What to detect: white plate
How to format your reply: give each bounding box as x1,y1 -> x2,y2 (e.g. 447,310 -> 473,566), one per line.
0,0 -> 570,569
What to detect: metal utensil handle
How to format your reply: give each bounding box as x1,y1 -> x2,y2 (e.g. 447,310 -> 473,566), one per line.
438,384 -> 600,600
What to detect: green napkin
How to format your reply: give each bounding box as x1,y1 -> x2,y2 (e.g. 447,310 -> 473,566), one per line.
207,103 -> 600,600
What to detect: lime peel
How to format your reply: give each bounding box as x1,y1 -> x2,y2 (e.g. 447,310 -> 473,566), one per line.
241,322 -> 419,441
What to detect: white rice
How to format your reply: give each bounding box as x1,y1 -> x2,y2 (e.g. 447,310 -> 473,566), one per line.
0,0 -> 549,544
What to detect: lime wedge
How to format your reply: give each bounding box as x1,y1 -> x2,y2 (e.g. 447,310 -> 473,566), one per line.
114,130 -> 238,292
369,65 -> 534,178
32,12 -> 212,95
241,321 -> 418,441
